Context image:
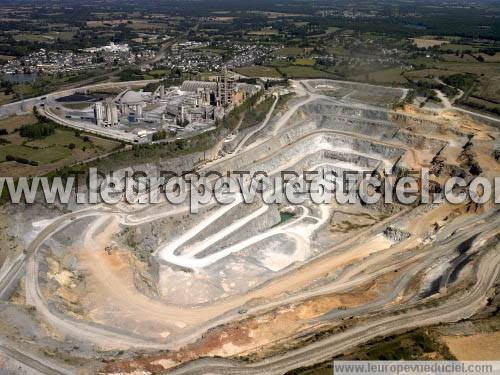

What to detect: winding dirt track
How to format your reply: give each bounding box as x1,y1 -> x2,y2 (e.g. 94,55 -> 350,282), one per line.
167,248 -> 500,375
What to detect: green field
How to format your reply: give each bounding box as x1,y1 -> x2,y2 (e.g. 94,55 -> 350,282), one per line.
0,114 -> 38,133
275,47 -> 304,57
200,47 -> 229,55
0,117 -> 122,177
248,29 -> 279,36
147,69 -> 170,78
439,43 -> 481,52
404,56 -> 500,113
277,66 -> 335,78
0,127 -> 91,164
25,129 -> 88,149
235,66 -> 282,78
408,55 -> 500,77
0,144 -> 70,164
404,68 -> 455,80
13,33 -> 51,42
479,53 -> 500,63
436,62 -> 500,76
0,92 -> 15,106
355,67 -> 408,84
12,84 -> 38,98
472,76 -> 500,104
440,54 -> 478,63
293,58 -> 315,66
269,59 -> 291,67
12,31 -> 74,42
326,26 -> 341,33
47,31 -> 75,40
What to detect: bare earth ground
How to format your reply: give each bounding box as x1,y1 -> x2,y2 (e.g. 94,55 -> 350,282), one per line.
443,332 -> 500,360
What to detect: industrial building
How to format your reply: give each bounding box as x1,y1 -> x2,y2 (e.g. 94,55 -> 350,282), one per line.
90,70 -> 257,138
94,99 -> 118,126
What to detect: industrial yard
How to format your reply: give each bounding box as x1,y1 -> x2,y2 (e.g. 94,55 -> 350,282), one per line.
36,70 -> 259,144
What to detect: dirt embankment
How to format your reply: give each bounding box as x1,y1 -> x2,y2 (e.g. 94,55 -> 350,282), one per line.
100,273 -> 400,374
443,332 -> 500,360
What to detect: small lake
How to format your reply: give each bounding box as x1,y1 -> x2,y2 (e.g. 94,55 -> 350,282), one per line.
56,94 -> 98,103
2,73 -> 38,84
404,23 -> 427,30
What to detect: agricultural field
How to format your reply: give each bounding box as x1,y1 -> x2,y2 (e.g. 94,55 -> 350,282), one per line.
47,30 -> 76,41
12,33 -> 50,42
142,69 -> 169,78
0,114 -> 122,177
326,26 -> 341,33
86,19 -> 128,27
477,54 -> 500,63
0,92 -> 14,106
0,114 -> 37,134
12,31 -> 75,42
269,59 -> 291,67
199,47 -> 229,55
293,58 -> 315,66
277,66 -> 335,78
439,43 -> 483,52
128,20 -> 167,31
353,67 -> 408,85
440,54 -> 479,63
412,38 -> 449,48
403,68 -> 455,80
405,52 -> 500,113
235,66 -> 282,78
275,47 -> 305,57
248,29 -> 279,36
0,144 -> 70,165
437,62 -> 500,76
472,76 -> 500,104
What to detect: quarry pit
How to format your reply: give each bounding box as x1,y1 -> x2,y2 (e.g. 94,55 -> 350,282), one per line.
1,79 -> 499,374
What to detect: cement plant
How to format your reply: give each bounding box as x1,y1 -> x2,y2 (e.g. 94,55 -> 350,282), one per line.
37,70 -> 258,144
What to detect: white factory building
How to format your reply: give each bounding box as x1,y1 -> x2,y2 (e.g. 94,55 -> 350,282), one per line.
94,99 -> 118,127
